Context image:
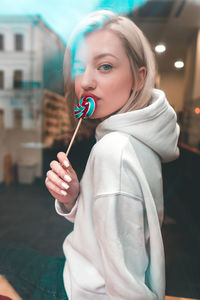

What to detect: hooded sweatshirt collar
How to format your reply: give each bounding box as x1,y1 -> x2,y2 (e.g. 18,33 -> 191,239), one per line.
95,89 -> 180,163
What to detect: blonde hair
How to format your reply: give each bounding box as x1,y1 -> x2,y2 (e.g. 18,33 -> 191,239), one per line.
63,10 -> 156,127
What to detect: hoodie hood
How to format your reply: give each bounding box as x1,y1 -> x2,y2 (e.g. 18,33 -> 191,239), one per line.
95,89 -> 180,163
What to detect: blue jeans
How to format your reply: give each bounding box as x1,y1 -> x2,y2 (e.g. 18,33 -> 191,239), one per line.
0,244 -> 68,300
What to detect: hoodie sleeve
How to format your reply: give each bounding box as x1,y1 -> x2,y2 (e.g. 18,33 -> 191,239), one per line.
55,199 -> 78,223
93,193 -> 157,300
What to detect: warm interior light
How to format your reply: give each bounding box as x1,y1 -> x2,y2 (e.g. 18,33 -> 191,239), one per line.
194,107 -> 200,114
174,61 -> 184,69
155,44 -> 166,53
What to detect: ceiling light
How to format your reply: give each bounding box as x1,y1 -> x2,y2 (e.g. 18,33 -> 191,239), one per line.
174,60 -> 184,69
194,107 -> 200,115
155,44 -> 166,53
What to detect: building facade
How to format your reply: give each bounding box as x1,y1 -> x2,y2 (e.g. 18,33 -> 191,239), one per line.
0,15 -> 66,182
0,15 -> 65,129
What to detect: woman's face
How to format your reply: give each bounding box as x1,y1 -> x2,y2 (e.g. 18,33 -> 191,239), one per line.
74,29 -> 134,119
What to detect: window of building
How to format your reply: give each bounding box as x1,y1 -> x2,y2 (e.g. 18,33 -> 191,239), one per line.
0,71 -> 4,89
13,109 -> 22,129
15,34 -> 23,51
0,34 -> 4,50
13,70 -> 23,89
0,109 -> 4,128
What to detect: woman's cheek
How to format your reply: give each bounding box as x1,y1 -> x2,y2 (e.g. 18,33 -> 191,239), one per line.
102,77 -> 121,92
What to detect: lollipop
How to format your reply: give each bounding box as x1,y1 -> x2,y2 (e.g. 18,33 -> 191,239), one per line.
74,96 -> 97,119
66,96 -> 97,156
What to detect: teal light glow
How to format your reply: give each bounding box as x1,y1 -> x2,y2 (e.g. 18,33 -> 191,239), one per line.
95,0 -> 147,14
0,0 -> 147,44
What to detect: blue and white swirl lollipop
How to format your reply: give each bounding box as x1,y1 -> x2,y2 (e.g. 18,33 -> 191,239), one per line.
74,96 -> 97,119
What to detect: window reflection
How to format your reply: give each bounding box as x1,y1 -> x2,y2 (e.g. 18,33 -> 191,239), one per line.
0,1 -> 199,181
15,34 -> 23,51
0,33 -> 4,50
0,70 -> 4,89
13,70 -> 23,89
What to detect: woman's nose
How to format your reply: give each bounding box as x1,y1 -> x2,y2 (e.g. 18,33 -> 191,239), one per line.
80,67 -> 97,90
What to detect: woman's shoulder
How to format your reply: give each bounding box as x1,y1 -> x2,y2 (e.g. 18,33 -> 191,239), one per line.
89,132 -> 145,198
92,131 -> 131,160
91,131 -> 160,174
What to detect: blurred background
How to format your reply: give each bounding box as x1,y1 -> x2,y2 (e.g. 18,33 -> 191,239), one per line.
0,0 -> 200,298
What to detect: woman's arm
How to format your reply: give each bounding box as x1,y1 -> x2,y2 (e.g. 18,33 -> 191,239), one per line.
91,133 -> 164,299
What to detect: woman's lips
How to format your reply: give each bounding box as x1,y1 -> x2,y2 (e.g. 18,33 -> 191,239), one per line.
81,93 -> 100,100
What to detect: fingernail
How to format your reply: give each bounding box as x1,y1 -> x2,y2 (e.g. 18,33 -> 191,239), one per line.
61,190 -> 67,196
64,174 -> 72,182
62,182 -> 69,190
63,160 -> 69,168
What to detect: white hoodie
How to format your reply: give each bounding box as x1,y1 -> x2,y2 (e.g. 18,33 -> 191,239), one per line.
56,89 -> 180,300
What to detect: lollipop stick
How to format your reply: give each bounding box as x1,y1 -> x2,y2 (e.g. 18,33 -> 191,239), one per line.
66,118 -> 82,157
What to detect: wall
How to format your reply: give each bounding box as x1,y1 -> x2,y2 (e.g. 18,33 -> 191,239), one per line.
159,70 -> 185,112
182,29 -> 200,148
0,128 -> 42,183
193,29 -> 200,100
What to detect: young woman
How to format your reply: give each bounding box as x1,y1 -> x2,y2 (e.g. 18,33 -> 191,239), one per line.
45,10 -> 180,300
0,10 -> 179,300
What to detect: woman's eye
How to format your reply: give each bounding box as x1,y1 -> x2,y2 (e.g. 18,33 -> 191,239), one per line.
99,64 -> 112,71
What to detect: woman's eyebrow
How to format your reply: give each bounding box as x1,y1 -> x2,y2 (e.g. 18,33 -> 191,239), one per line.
94,53 -> 118,60
73,53 -> 118,65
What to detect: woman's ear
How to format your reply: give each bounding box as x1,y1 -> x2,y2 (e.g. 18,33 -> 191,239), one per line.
136,66 -> 147,92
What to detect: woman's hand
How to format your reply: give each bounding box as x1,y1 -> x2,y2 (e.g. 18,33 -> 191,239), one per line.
45,152 -> 80,212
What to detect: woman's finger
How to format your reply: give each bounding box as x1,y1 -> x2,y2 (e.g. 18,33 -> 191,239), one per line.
45,177 -> 68,197
57,152 -> 74,173
50,160 -> 72,183
46,170 -> 70,192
